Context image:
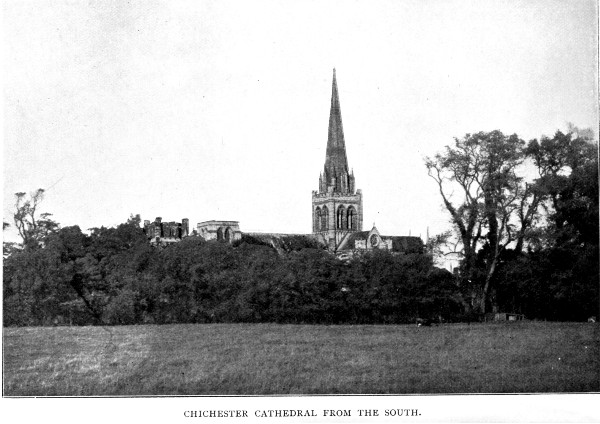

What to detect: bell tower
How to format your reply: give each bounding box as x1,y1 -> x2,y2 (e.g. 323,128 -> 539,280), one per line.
312,69 -> 363,251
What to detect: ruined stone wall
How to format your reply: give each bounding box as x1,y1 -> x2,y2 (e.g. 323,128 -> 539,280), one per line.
143,217 -> 189,246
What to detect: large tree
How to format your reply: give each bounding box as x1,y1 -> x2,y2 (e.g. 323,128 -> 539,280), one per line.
425,130 -> 528,315
427,127 -> 598,319
11,189 -> 59,250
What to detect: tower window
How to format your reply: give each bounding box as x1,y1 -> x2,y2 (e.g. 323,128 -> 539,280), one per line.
321,206 -> 329,230
347,206 -> 357,230
315,207 -> 322,231
337,205 -> 346,229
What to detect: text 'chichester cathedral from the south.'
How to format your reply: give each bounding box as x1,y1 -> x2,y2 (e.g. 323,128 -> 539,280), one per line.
144,69 -> 423,255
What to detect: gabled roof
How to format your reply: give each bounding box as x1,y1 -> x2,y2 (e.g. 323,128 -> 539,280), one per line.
343,231 -> 370,249
342,230 -> 424,254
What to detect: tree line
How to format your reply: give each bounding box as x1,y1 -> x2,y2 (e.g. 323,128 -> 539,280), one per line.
3,126 -> 598,325
3,214 -> 461,325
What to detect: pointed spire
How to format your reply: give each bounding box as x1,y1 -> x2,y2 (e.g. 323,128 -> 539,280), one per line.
324,68 -> 349,184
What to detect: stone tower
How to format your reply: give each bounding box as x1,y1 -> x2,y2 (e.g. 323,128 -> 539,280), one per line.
312,69 -> 363,250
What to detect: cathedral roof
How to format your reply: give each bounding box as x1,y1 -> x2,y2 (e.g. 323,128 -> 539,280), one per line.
343,232 -> 424,254
241,233 -> 326,254
387,236 -> 424,254
324,68 -> 349,179
343,231 -> 371,249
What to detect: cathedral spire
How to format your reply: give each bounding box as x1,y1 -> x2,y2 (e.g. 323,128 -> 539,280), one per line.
324,68 -> 349,184
312,69 -> 363,238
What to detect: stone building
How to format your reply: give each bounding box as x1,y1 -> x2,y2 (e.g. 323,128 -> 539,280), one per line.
144,217 -> 189,247
196,220 -> 242,243
343,226 -> 423,254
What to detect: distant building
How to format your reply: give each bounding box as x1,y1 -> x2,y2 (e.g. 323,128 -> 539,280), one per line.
143,218 -> 242,246
144,69 -> 423,255
437,251 -> 462,274
344,226 -> 423,254
196,220 -> 242,243
143,217 -> 189,247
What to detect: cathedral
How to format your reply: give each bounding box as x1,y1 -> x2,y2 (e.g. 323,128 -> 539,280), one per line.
312,69 -> 363,251
145,70 -> 422,255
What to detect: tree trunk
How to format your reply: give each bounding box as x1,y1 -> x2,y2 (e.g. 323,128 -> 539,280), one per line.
480,257 -> 498,315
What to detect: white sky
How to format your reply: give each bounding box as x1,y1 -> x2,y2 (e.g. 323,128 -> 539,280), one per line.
3,0 -> 598,241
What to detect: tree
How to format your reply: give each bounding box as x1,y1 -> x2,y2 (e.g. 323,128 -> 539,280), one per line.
526,129 -> 598,247
425,131 -> 527,315
518,128 -> 599,320
427,126 -> 598,320
3,225 -> 95,326
12,189 -> 59,250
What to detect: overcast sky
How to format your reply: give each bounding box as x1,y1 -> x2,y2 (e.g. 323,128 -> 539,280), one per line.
3,0 -> 598,242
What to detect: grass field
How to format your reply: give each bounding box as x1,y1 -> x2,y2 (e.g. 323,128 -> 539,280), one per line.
3,322 -> 599,396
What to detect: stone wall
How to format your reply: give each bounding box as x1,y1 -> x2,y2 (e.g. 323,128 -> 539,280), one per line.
197,220 -> 242,243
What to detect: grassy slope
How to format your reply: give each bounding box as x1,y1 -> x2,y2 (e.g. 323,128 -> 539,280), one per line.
3,322 -> 599,396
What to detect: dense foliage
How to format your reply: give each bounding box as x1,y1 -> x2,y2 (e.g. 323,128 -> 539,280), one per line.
3,216 -> 461,326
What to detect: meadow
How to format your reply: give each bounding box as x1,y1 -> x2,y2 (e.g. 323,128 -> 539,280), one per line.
3,322 -> 599,396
